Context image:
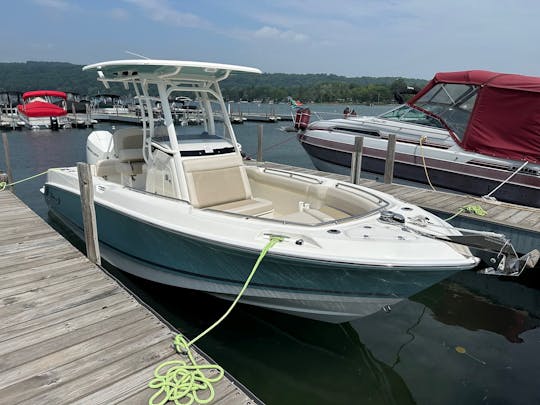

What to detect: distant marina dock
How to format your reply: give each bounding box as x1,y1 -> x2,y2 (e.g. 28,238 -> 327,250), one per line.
1,102 -> 294,129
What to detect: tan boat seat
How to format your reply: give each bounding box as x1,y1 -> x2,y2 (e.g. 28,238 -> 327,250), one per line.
114,127 -> 145,162
96,159 -> 144,178
183,153 -> 273,217
209,198 -> 274,216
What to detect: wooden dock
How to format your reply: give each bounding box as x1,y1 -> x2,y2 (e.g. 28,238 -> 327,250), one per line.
263,162 -> 540,254
0,190 -> 258,404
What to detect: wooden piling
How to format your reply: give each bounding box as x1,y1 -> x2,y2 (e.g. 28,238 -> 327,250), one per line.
77,162 -> 101,265
257,124 -> 263,163
350,136 -> 364,185
2,132 -> 14,186
384,134 -> 397,184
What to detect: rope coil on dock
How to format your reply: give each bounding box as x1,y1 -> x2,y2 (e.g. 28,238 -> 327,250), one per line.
149,335 -> 224,405
445,204 -> 488,221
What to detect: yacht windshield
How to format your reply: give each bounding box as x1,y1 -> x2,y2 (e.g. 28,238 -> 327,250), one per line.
413,83 -> 478,141
379,105 -> 444,128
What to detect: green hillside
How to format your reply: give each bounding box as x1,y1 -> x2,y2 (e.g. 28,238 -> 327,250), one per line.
0,61 -> 428,104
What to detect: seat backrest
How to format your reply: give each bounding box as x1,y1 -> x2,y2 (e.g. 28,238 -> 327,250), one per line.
114,127 -> 144,162
182,154 -> 252,208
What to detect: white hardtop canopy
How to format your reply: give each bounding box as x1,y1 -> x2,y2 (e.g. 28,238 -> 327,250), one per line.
84,59 -> 262,202
83,59 -> 262,84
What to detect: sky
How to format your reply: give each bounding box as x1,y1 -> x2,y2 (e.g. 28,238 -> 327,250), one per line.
1,0 -> 539,79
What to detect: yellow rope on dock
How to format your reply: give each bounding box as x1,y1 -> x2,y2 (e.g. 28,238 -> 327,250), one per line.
148,236 -> 284,405
0,169 -> 54,191
149,335 -> 224,405
445,204 -> 488,221
419,135 -> 437,192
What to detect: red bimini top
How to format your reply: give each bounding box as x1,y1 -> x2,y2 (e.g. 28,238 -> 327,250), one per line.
22,90 -> 67,100
408,70 -> 540,163
18,90 -> 67,117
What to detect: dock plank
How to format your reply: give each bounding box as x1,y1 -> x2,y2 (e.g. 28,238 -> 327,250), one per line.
81,353 -> 179,405
0,190 -> 257,404
0,263 -> 97,298
0,301 -> 143,357
0,325 -> 169,402
0,248 -> 82,275
24,338 -> 175,404
0,293 -> 132,343
1,273 -> 111,309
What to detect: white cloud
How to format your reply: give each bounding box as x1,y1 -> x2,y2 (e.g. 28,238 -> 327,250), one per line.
33,0 -> 71,11
254,26 -> 308,42
123,0 -> 210,29
109,8 -> 129,20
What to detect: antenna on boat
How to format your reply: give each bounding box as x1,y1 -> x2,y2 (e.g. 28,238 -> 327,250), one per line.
124,50 -> 150,60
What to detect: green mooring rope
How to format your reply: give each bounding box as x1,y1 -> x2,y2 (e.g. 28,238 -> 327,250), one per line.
445,204 -> 488,221
148,236 -> 284,405
0,169 -> 54,191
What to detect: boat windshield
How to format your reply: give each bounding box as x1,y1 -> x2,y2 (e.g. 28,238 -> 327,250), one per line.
149,94 -> 236,155
412,83 -> 478,141
379,105 -> 445,128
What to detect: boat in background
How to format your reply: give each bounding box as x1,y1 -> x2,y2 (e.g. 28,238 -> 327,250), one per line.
0,91 -> 25,129
297,70 -> 540,208
44,60 -> 535,324
17,90 -> 70,130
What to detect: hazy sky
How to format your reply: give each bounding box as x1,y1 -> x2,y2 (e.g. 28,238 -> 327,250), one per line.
2,0 -> 539,79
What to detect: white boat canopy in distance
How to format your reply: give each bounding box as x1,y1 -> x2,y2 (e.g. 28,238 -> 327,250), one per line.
82,59 -> 262,85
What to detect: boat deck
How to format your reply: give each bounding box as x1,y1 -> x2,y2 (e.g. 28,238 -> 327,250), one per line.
261,162 -> 540,252
0,190 -> 257,404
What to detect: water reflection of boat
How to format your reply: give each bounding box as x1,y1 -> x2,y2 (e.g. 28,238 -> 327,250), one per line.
351,271 -> 540,404
412,273 -> 540,343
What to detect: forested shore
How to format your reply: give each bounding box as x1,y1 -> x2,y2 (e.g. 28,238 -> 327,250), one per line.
0,61 -> 427,104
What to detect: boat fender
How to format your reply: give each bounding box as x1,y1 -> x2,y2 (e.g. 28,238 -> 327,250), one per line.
294,108 -> 311,130
294,108 -> 303,129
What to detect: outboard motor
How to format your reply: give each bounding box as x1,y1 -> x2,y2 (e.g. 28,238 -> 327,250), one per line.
50,116 -> 59,131
294,108 -> 311,130
86,130 -> 114,164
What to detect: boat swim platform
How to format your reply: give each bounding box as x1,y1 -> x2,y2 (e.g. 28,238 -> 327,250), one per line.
0,190 -> 258,404
259,162 -> 540,255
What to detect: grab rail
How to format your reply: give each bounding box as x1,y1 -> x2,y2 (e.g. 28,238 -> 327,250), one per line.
335,182 -> 388,206
262,167 -> 323,184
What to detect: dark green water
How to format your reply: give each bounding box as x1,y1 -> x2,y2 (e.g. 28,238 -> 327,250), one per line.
1,111 -> 539,404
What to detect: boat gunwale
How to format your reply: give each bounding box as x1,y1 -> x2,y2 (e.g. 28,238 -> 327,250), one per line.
44,181 -> 478,272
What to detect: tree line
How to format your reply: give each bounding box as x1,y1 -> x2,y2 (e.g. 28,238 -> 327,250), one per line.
0,61 -> 427,104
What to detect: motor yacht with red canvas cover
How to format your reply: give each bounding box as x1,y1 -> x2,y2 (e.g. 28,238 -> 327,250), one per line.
297,70 -> 540,208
